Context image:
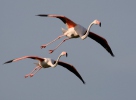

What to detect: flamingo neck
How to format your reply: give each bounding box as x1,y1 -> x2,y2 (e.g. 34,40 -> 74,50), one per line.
81,22 -> 94,40
51,54 -> 62,68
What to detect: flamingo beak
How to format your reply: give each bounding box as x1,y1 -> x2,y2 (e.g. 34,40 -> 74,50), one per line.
99,22 -> 101,27
65,52 -> 68,57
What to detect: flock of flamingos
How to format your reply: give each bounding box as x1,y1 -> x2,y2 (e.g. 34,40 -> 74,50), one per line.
4,14 -> 114,84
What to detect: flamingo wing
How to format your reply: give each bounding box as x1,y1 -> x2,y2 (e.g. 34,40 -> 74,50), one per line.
55,61 -> 85,84
88,32 -> 114,57
37,14 -> 77,28
4,56 -> 44,64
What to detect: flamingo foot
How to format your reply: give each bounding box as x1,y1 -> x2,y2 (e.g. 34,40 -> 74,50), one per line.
41,45 -> 47,49
24,75 -> 29,78
49,50 -> 54,54
30,74 -> 34,77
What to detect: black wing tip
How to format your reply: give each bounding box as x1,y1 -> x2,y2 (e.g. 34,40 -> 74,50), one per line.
36,14 -> 48,17
3,59 -> 14,64
111,53 -> 115,57
106,46 -> 115,57
109,51 -> 115,57
108,49 -> 115,57
83,81 -> 86,84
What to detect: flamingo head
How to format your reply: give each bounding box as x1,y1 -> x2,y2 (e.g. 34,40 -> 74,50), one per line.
61,51 -> 68,57
93,20 -> 101,27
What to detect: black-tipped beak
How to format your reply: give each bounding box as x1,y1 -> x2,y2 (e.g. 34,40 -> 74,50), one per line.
66,53 -> 68,57
99,22 -> 101,27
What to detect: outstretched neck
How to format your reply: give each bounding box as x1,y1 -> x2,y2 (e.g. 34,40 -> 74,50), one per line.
51,54 -> 62,68
81,22 -> 94,40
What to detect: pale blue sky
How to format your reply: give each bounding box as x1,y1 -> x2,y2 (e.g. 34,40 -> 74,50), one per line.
1,0 -> 136,100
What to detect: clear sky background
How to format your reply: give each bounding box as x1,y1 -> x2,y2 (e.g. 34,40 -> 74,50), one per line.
0,0 -> 136,100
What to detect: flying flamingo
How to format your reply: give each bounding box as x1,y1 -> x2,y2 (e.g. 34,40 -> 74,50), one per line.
3,51 -> 85,84
37,14 -> 114,57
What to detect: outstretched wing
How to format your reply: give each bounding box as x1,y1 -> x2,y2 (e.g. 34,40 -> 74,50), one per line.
37,14 -> 77,28
4,56 -> 44,64
56,61 -> 85,84
88,32 -> 114,57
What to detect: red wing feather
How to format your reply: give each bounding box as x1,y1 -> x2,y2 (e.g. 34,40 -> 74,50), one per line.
37,14 -> 77,28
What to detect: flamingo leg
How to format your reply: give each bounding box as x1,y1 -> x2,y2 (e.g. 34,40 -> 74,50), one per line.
24,66 -> 41,78
30,66 -> 42,77
41,34 -> 65,49
49,38 -> 70,53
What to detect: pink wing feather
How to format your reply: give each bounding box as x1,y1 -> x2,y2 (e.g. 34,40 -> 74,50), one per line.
37,14 -> 77,28
4,56 -> 44,64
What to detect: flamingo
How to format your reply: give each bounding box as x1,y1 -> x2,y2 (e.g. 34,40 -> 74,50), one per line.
3,51 -> 85,84
37,14 -> 114,57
